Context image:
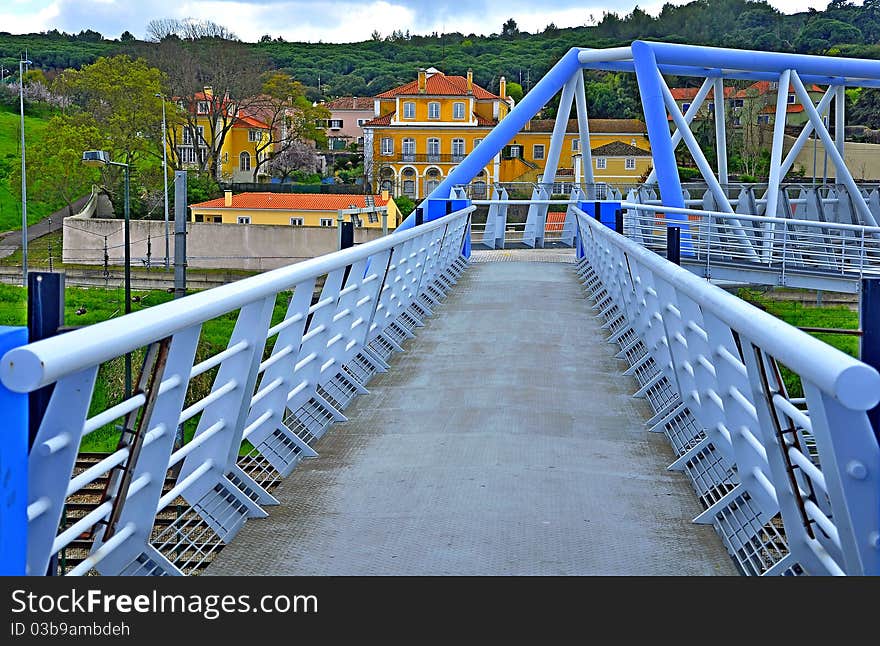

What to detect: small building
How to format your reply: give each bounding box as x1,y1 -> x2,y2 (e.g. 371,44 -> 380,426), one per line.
189,191 -> 401,229
321,97 -> 375,151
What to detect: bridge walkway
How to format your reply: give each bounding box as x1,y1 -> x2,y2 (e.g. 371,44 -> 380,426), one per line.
206,255 -> 736,575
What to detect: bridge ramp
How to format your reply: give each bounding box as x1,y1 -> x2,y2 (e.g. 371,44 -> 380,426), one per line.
207,259 -> 736,575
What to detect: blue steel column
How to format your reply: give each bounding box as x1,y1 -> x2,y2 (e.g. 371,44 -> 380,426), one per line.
0,326 -> 28,575
397,47 -> 585,230
861,278 -> 880,444
631,42 -> 686,218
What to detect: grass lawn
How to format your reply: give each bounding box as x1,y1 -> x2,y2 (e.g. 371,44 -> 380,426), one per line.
0,105 -> 64,233
0,282 -> 292,452
738,287 -> 859,396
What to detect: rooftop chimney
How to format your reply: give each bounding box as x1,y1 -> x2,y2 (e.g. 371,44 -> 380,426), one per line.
499,76 -> 507,99
418,69 -> 427,94
224,190 -> 233,207
467,69 -> 473,95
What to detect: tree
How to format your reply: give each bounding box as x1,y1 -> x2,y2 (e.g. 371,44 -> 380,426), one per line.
9,114 -> 104,216
54,55 -> 165,168
246,71 -> 330,180
501,19 -> 520,39
394,195 -> 415,217
506,81 -> 524,104
268,140 -> 321,182
147,37 -> 265,177
120,30 -> 136,42
795,18 -> 862,53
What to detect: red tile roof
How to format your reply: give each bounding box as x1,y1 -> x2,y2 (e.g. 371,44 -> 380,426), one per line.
376,72 -> 500,100
324,97 -> 375,110
234,114 -> 270,129
670,86 -> 735,101
734,81 -> 823,99
190,193 -> 390,211
527,118 -> 646,133
474,113 -> 497,126
363,112 -> 394,127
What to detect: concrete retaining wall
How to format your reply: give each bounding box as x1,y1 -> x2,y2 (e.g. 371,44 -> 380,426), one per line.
64,203 -> 386,271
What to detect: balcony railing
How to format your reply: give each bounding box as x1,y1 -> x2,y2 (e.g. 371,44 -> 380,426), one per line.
386,153 -> 466,164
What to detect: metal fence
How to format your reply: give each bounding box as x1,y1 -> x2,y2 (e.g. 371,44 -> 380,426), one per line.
1,206 -> 472,576
574,206 -> 880,576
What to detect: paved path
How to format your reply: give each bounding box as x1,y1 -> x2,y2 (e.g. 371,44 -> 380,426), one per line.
0,194 -> 90,259
207,261 -> 736,575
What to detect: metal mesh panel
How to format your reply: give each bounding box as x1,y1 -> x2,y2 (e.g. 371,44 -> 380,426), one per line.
682,444 -> 739,508
644,377 -> 679,414
283,398 -> 336,446
663,408 -> 707,457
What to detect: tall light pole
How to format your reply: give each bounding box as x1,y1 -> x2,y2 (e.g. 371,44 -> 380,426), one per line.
82,150 -> 132,398
19,57 -> 32,287
155,93 -> 170,270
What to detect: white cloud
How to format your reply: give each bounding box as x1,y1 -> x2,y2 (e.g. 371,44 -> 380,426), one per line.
0,2 -> 60,34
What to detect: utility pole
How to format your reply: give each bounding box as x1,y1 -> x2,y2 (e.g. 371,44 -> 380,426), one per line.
19,56 -> 32,287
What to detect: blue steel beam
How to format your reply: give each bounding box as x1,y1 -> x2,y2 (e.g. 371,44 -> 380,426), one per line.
398,47 -> 585,230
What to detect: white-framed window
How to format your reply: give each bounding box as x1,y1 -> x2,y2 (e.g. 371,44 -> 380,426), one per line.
452,138 -> 465,160
248,129 -> 262,142
290,217 -> 304,226
731,98 -> 744,108
177,147 -> 196,165
428,102 -> 440,119
197,101 -> 209,114
757,114 -> 771,124
403,179 -> 416,197
508,145 -> 522,158
788,93 -> 796,104
240,151 -> 251,172
681,102 -> 691,113
329,119 -> 343,129
708,101 -> 714,112
733,115 -> 741,126
320,218 -> 334,227
572,139 -> 579,151
596,157 -> 607,169
403,102 -> 415,119
453,102 -> 465,120
237,216 -> 251,224
357,118 -> 368,126
182,125 -> 204,146
402,138 -> 416,161
381,137 -> 394,155
427,138 -> 440,161
625,157 -> 636,170
473,138 -> 482,149
533,144 -> 545,160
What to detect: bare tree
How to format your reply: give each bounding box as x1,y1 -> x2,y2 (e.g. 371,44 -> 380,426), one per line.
147,37 -> 264,177
146,17 -> 237,42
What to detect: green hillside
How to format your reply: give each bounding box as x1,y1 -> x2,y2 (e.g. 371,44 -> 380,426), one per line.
0,104 -> 63,233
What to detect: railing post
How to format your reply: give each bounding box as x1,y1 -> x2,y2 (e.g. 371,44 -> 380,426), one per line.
615,208 -> 624,234
594,200 -> 602,222
27,272 -> 65,451
340,221 -> 354,250
667,226 -> 681,265
0,326 -> 28,575
860,277 -> 880,443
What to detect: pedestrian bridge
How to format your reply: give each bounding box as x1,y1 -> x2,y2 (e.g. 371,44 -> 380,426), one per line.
3,41 -> 880,577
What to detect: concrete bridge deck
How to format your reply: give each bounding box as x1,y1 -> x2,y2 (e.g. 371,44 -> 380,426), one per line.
207,258 -> 736,576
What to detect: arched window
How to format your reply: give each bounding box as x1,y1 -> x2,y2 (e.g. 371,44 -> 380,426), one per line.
402,167 -> 416,198
425,168 -> 441,195
379,167 -> 394,195
239,151 -> 251,172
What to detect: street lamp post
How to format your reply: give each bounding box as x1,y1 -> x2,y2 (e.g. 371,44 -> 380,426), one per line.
19,57 -> 32,287
155,93 -> 170,270
82,150 -> 132,398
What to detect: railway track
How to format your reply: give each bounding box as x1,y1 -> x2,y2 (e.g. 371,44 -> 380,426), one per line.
54,452 -> 283,575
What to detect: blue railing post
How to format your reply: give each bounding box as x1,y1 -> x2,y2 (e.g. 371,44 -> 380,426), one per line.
449,197 -> 472,258
861,278 -> 880,444
615,208 -> 624,234
0,325 -> 28,575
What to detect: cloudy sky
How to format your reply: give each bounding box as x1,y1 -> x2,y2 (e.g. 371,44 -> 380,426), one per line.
1,0 -> 833,43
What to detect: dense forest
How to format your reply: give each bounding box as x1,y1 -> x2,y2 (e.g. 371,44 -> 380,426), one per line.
2,0 -> 880,107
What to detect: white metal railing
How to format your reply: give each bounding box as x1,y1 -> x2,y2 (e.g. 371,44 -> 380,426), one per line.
2,207 -> 472,576
574,206 -> 880,576
622,201 -> 880,287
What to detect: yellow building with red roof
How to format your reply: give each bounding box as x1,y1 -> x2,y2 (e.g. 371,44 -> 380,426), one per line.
189,191 -> 400,229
